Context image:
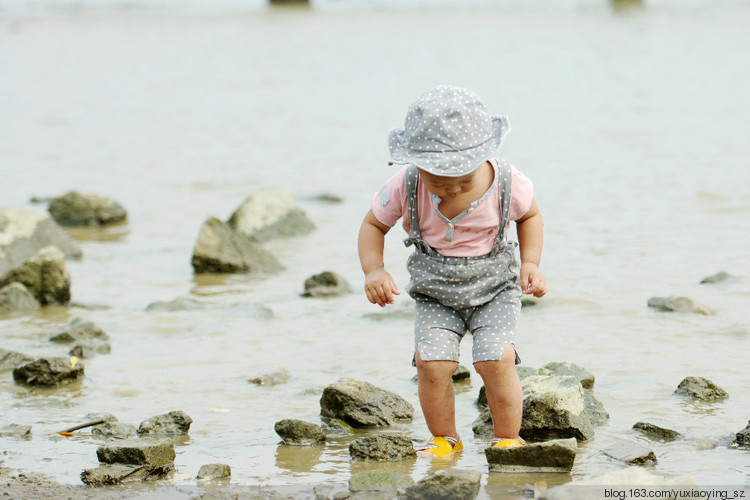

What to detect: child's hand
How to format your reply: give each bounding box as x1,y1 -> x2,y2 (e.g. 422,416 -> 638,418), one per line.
364,268 -> 400,307
520,263 -> 547,298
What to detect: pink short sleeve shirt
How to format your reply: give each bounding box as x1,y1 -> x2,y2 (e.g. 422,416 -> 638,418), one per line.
370,158 -> 534,257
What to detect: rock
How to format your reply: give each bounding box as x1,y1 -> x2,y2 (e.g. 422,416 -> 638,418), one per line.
302,271 -> 352,297
485,438 -> 578,472
320,378 -> 414,428
735,420 -> 750,446
0,246 -> 71,305
96,438 -> 175,466
700,271 -> 730,284
191,216 -> 283,274
138,410 -> 192,435
544,467 -> 699,500
348,434 -> 416,461
50,317 -> 110,343
349,472 -> 414,492
452,365 -> 471,381
471,410 -> 494,438
0,282 -> 40,313
227,187 -> 315,241
249,368 -> 291,386
602,440 -> 657,465
92,421 -> 137,439
633,422 -> 682,441
12,357 -> 84,387
274,419 -> 326,445
0,424 -> 32,438
196,463 -> 231,481
583,389 -> 610,426
145,297 -> 204,312
0,206 -> 82,277
404,469 -> 481,500
539,362 -> 595,389
48,191 -> 127,227
647,296 -> 714,315
80,464 -> 174,485
0,348 -> 34,371
69,342 -> 111,358
520,375 -> 595,441
673,376 -> 728,401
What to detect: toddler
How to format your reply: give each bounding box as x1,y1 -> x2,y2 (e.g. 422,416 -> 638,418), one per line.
357,85 -> 546,458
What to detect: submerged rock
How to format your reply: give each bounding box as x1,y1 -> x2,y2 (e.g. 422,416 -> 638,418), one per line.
196,463 -> 231,482
274,419 -> 326,445
647,296 -> 714,315
348,434 -> 416,461
602,440 -> 657,465
349,471 -> 414,492
138,411 -> 192,435
0,206 -> 82,277
191,216 -> 283,274
301,271 -> 352,297
80,464 -> 174,485
0,424 -> 32,438
320,378 -> 414,428
145,297 -> 204,312
0,348 -> 34,371
485,438 -> 578,472
249,368 -> 291,386
734,420 -> 750,446
227,187 -> 315,241
673,376 -> 728,401
633,422 -> 682,441
0,282 -> 40,313
96,438 -> 175,466
48,191 -> 127,227
0,246 -> 71,305
404,469 -> 481,500
50,317 -> 110,343
12,357 -> 84,387
700,271 -> 730,284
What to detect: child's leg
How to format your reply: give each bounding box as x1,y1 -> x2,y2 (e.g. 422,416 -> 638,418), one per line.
414,349 -> 459,440
474,345 -> 522,439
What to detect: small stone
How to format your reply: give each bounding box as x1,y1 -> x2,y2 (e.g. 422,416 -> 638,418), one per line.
12,357 -> 84,386
647,296 -> 714,315
96,438 -> 175,466
735,420 -> 750,446
485,438 -> 578,472
274,419 -> 326,445
0,348 -> 34,371
602,440 -> 657,465
138,410 -> 192,435
0,282 -> 40,313
196,463 -> 231,481
48,191 -> 127,227
92,421 -> 137,439
700,271 -> 730,284
633,422 -> 682,441
320,378 -> 413,428
145,297 -> 204,312
80,464 -> 174,485
348,434 -> 416,461
673,376 -> 728,401
404,469 -> 481,500
302,271 -> 352,298
452,365 -> 470,381
249,368 -> 291,386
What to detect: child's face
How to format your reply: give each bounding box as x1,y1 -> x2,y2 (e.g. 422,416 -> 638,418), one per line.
417,162 -> 487,199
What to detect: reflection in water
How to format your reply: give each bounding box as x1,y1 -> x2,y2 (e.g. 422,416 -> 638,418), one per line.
65,224 -> 130,243
274,443 -> 325,473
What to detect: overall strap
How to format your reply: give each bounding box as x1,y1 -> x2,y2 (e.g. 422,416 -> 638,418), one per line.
495,158 -> 513,243
403,164 -> 421,246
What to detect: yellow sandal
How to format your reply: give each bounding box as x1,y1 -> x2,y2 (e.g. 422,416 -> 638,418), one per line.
491,437 -> 526,448
415,436 -> 464,458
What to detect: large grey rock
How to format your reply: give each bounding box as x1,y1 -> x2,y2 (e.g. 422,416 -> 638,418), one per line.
0,246 -> 71,305
48,191 -> 127,227
0,282 -> 40,313
0,206 -> 82,277
673,376 -> 728,401
734,420 -> 750,446
404,470 -> 481,500
633,422 -> 682,441
80,464 -> 174,485
320,378 -> 414,428
96,438 -> 175,466
196,463 -> 231,481
647,296 -> 714,315
0,348 -> 34,371
138,410 -> 192,435
349,434 -> 415,461
602,440 -> 657,465
274,419 -> 326,445
227,188 -> 315,241
539,362 -> 595,389
485,438 -> 578,472
12,357 -> 84,386
520,375 -> 595,441
191,216 -> 283,274
349,472 -> 414,492
301,271 -> 352,297
0,424 -> 32,438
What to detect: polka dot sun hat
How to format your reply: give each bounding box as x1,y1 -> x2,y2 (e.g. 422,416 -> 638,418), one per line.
388,85 -> 511,177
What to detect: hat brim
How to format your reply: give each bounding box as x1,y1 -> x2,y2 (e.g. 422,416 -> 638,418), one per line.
388,115 -> 510,177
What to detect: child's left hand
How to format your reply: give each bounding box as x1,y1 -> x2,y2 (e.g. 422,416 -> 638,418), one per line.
520,263 -> 547,297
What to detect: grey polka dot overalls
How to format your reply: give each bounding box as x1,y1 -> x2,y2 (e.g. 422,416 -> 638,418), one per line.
404,159 -> 522,365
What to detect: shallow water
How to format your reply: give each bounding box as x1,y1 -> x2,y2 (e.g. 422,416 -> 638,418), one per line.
1,0 -> 749,492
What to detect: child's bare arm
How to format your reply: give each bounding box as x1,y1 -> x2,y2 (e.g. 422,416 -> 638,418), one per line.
358,210 -> 401,307
515,200 -> 547,297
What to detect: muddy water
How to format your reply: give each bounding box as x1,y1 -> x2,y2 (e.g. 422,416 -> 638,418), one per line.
1,0 -> 749,492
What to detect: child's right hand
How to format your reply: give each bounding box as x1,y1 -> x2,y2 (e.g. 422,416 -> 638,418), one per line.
364,268 -> 400,307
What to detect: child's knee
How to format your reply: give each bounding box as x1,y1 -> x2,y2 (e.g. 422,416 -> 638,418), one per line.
415,351 -> 457,382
